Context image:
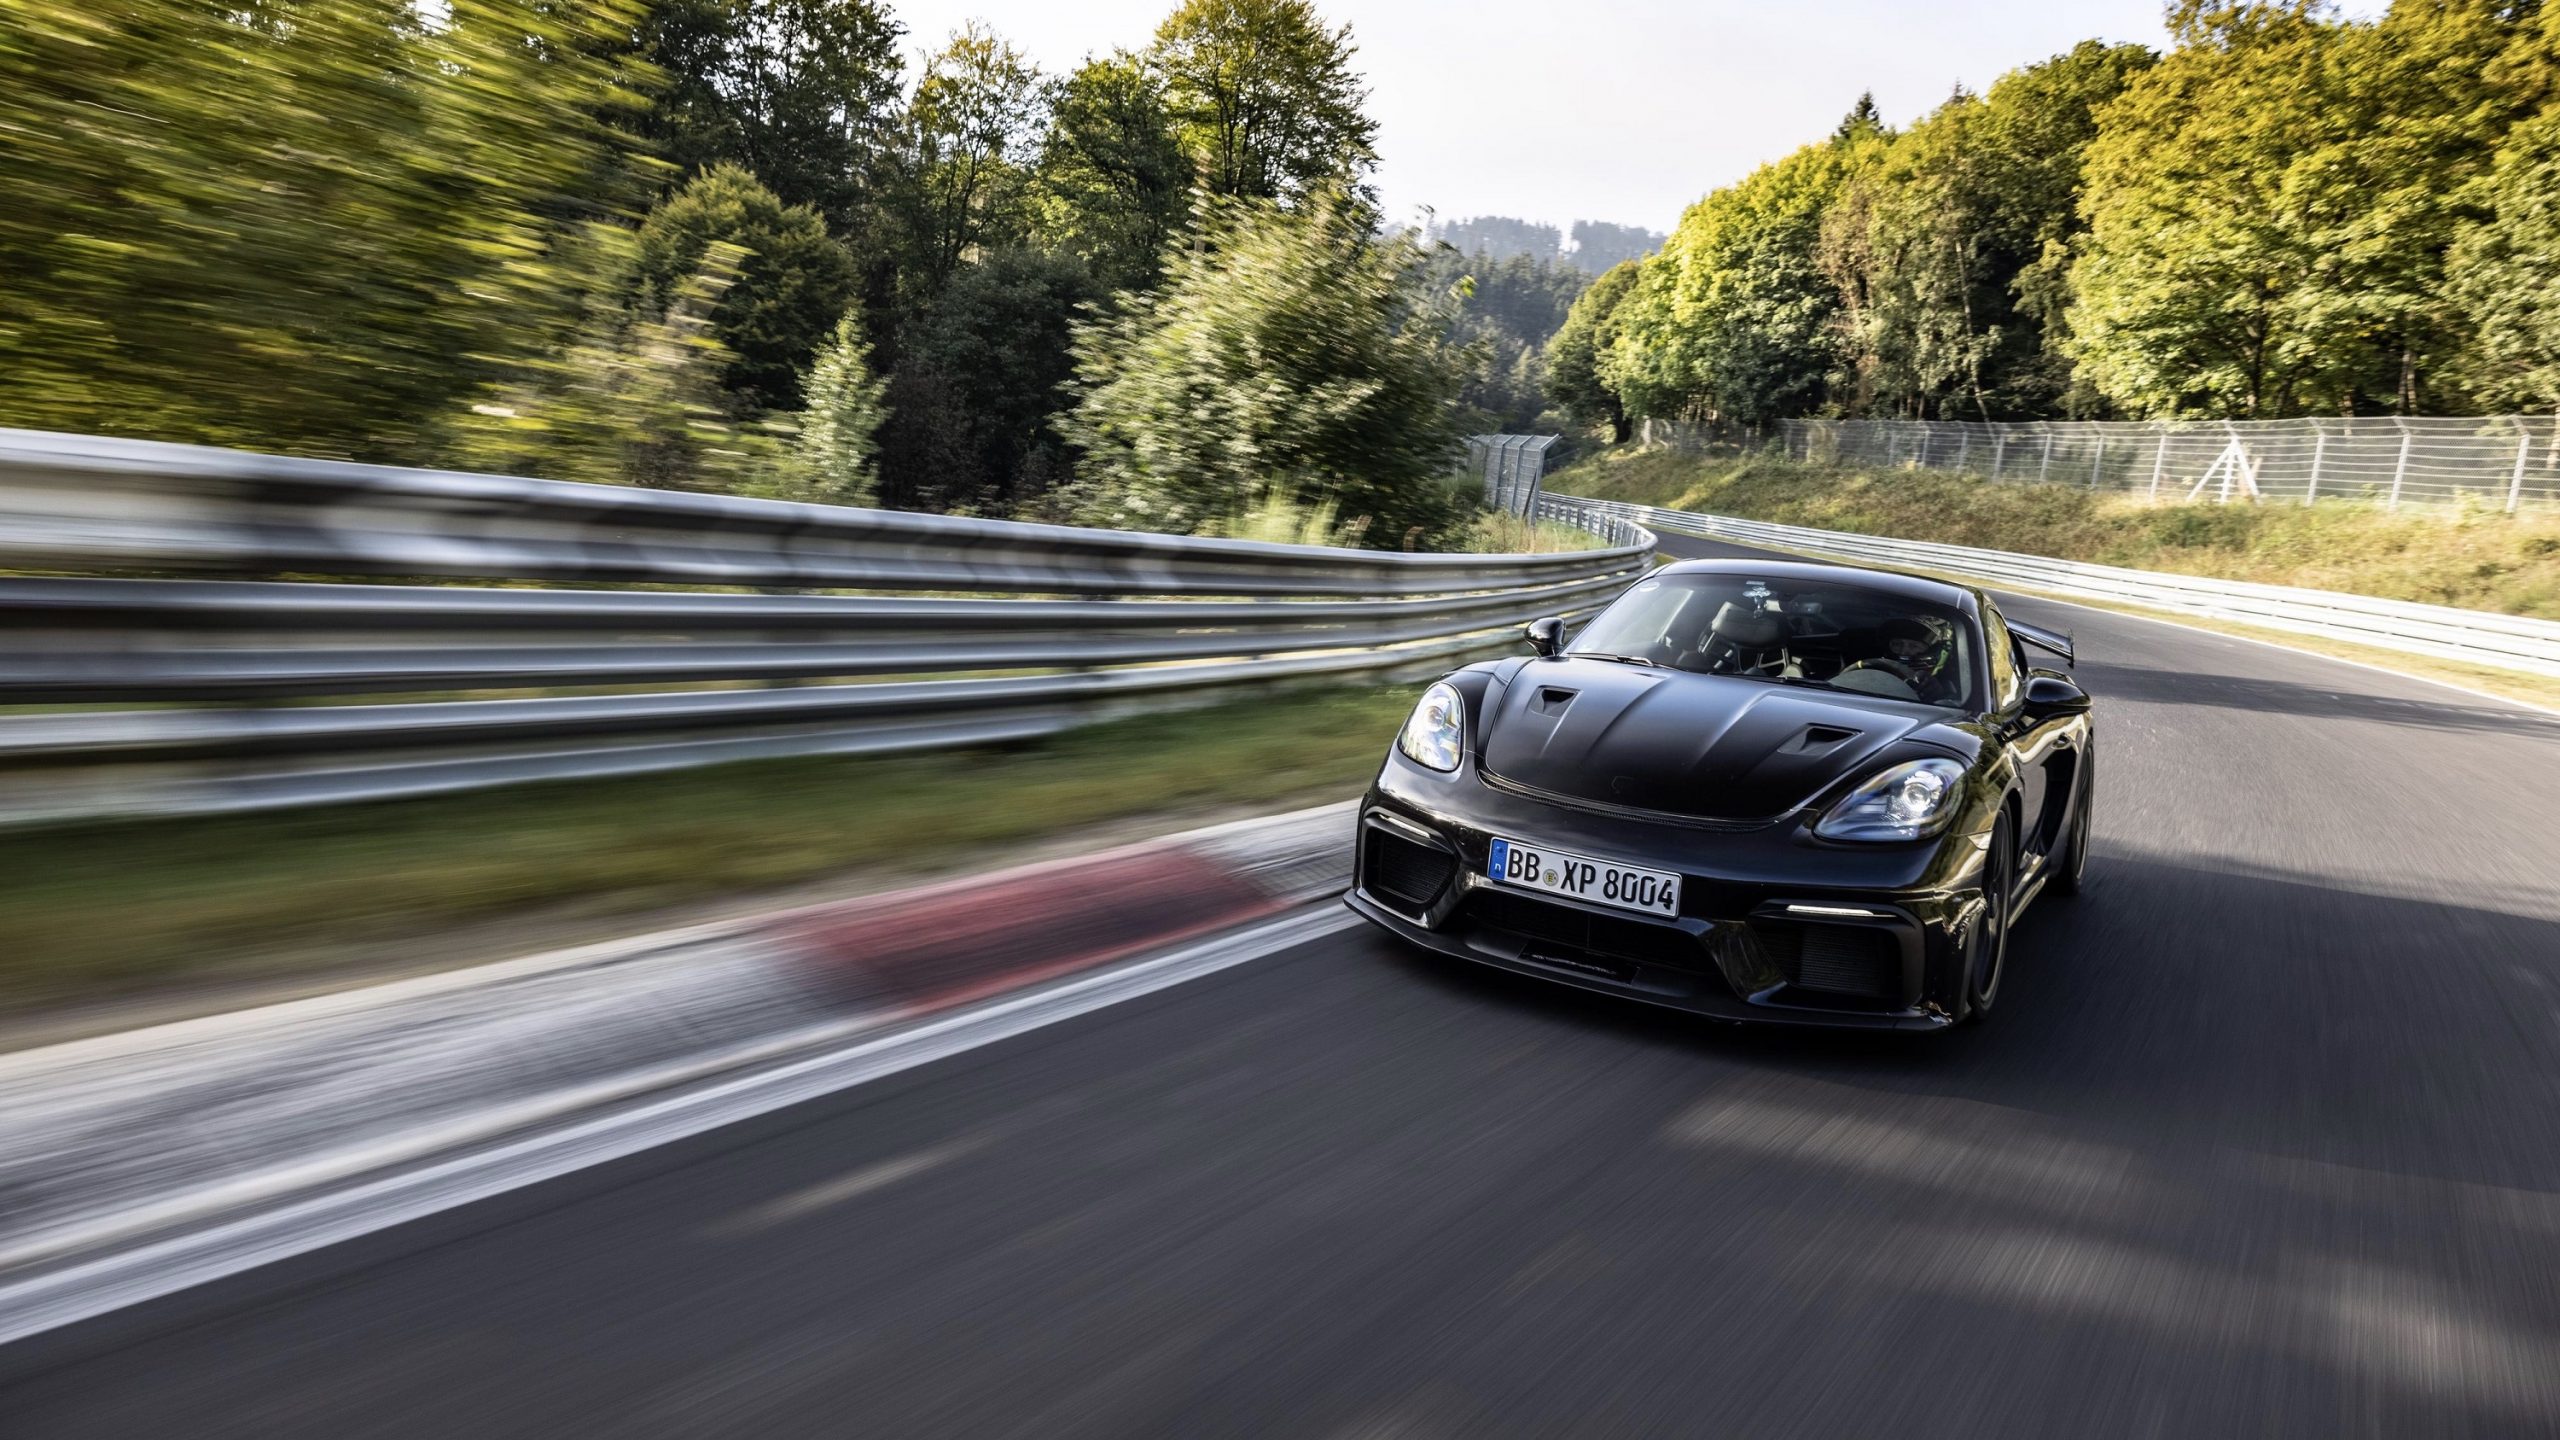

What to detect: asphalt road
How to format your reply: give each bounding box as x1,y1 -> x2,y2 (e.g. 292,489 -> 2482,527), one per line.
8,536 -> 2560,1437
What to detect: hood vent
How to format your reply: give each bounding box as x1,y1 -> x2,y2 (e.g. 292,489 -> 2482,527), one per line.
1781,723 -> 1861,755
1531,687 -> 1577,716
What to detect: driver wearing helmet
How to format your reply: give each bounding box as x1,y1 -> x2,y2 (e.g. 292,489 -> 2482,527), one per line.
1877,615 -> 1961,705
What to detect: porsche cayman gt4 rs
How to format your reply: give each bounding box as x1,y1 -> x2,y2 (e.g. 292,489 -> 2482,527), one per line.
1346,558 -> 2095,1030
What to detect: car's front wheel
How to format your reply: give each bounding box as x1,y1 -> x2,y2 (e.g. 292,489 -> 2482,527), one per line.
1960,814 -> 2015,1025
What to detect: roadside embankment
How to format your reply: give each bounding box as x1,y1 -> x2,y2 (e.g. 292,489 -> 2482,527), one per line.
1558,449 -> 2560,620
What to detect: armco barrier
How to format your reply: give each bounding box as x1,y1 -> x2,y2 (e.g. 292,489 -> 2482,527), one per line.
0,430 -> 1653,824
1547,496 -> 2560,680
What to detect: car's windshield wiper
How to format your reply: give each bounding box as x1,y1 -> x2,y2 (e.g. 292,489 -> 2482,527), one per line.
1571,652 -> 1664,669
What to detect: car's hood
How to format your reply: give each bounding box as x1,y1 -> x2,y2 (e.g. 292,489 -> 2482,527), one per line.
1477,657 -> 1950,822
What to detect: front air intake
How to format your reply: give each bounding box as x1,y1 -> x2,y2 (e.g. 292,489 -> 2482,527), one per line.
1363,830 -> 1456,911
1754,919 -> 1902,1001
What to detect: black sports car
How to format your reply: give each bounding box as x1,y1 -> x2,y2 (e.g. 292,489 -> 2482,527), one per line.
1346,558 -> 2095,1029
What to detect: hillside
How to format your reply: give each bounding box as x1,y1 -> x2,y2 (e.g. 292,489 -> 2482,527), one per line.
1552,449 -> 2560,620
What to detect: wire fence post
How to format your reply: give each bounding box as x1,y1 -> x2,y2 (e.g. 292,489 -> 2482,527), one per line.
2510,420 -> 2532,514
2305,423 -> 2325,506
2089,432 -> 2104,488
2388,419 -> 2412,512
2148,423 -> 2169,501
1991,430 -> 2006,480
2038,424 -> 2053,483
1956,426 -> 1970,473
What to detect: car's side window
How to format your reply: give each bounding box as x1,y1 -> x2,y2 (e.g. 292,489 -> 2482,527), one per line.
1983,606 -> 2022,711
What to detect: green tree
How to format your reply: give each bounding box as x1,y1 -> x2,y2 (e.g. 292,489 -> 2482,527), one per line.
1819,42 -> 2149,420
1424,249 -> 1589,433
2069,2 -> 2527,417
1547,260 -> 1643,442
1064,195 -> 1474,545
452,238 -> 768,493
1147,0 -> 1377,206
0,0 -> 650,460
877,250 -> 1096,514
774,312 -> 890,505
1610,126 -> 1870,425
635,0 -> 905,234
1031,54 -> 1191,291
633,165 -> 857,412
2436,2 -> 2560,411
902,24 -> 1051,293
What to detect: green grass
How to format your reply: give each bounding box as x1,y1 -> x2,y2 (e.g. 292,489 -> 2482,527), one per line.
0,685 -> 1417,1010
1555,449 -> 2560,619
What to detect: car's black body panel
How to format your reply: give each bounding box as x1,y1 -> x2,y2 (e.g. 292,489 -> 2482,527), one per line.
1476,656 -> 1959,823
1348,558 -> 2097,1030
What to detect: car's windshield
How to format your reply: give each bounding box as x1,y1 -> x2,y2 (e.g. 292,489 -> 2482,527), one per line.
1568,572 -> 1980,710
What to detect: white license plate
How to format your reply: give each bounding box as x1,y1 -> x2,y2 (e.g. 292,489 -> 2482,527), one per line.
1485,837 -> 1681,918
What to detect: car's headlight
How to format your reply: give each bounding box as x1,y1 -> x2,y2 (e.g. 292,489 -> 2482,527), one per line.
1813,758 -> 1968,841
1396,682 -> 1465,772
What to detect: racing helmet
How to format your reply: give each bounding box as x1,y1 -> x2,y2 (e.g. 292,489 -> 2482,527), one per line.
1880,615 -> 1953,674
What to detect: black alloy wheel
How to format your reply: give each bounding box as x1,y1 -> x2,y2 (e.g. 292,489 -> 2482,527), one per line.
1962,815 -> 2015,1024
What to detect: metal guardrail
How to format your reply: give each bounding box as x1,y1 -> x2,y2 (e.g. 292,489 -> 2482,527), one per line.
1549,496 -> 2560,681
1780,416 -> 2560,511
0,430 -> 1654,825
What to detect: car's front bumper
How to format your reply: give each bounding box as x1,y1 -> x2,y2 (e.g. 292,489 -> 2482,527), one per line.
1348,759 -> 1994,1030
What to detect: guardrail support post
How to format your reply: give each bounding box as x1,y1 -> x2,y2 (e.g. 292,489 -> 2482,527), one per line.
2388,419 -> 2412,511
2510,423 -> 2531,514
2306,423 -> 2325,506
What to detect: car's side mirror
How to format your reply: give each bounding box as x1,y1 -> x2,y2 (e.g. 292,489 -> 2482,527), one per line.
2022,670 -> 2091,719
1524,615 -> 1566,657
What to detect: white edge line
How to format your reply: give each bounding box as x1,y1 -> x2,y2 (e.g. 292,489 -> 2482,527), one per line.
0,904 -> 1358,1347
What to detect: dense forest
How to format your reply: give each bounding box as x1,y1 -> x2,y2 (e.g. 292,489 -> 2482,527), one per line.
1557,1 -> 2560,437
20,2 -> 2546,545
0,0 -> 1651,548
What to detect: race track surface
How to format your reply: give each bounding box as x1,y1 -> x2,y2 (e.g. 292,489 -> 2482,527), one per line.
6,534 -> 2560,1438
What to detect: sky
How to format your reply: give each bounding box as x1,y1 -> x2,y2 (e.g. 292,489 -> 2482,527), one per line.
878,0 -> 2238,237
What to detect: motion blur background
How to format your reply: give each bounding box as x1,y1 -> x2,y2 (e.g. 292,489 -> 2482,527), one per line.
6,2 -> 2560,1433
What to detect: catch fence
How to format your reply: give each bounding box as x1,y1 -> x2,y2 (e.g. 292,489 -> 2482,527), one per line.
1465,434 -> 1558,516
1780,416 -> 2560,511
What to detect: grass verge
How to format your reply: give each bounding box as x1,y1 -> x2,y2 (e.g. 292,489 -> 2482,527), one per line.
0,685 -> 1417,1011
1555,449 -> 2560,619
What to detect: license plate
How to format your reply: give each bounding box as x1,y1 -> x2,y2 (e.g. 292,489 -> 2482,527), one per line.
1485,837 -> 1680,918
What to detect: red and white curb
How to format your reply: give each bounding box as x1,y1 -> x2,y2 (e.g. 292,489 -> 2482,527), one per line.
0,801 -> 1356,1344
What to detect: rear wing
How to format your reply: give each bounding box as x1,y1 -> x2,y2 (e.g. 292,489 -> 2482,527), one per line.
2008,618 -> 2075,668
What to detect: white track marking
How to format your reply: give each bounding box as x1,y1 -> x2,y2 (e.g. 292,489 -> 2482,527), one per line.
0,905 -> 1357,1347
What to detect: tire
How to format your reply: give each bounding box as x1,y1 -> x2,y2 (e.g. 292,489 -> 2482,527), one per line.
2055,743 -> 2094,898
1960,814 -> 2015,1025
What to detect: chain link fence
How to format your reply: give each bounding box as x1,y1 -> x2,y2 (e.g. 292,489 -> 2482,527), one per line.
1779,416 -> 2560,511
